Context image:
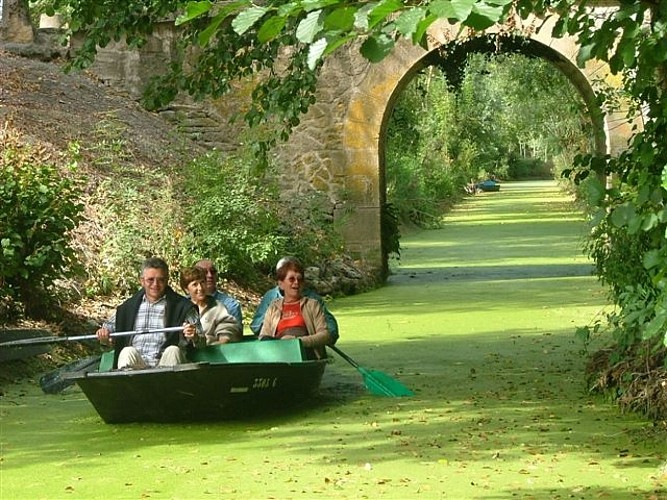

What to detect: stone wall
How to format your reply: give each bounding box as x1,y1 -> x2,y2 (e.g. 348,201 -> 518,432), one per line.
0,0 -> 33,44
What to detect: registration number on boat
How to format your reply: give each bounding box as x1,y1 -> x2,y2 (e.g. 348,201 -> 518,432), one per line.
252,377 -> 278,389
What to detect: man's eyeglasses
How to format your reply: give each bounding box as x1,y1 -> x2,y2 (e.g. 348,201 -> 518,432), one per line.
142,277 -> 167,284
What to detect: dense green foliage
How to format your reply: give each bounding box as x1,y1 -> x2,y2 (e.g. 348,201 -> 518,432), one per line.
385,54 -> 592,226
457,53 -> 594,179
79,134 -> 344,296
557,2 -> 667,356
0,130 -> 84,318
0,114 -> 345,318
386,67 -> 464,226
180,151 -> 344,280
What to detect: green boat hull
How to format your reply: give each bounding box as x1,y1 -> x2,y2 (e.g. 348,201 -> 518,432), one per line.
67,339 -> 328,423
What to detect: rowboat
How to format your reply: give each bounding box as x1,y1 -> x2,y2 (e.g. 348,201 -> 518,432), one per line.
477,179 -> 501,192
65,338 -> 328,424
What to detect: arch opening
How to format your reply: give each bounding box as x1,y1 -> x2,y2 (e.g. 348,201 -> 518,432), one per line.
369,33 -> 612,275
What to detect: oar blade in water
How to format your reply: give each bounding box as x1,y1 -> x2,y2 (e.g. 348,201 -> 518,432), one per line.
359,366 -> 414,397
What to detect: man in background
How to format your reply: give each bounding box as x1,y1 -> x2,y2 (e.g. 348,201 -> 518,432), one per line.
196,259 -> 244,334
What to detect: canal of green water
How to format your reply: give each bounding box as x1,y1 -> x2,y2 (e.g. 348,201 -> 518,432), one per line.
1,180 -> 665,499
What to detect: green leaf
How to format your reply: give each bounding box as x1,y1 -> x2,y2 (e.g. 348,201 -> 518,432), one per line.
466,3 -> 505,30
232,6 -> 269,35
643,249 -> 661,270
414,13 -> 438,44
574,325 -> 590,345
616,38 -> 636,68
638,141 -> 655,167
307,38 -> 328,69
395,7 -> 426,39
584,176 -> 606,206
368,0 -> 403,29
297,10 -> 324,43
323,6 -> 356,32
197,12 -> 223,46
323,33 -> 357,56
576,43 -> 594,68
465,12 -> 494,31
640,212 -> 659,232
428,0 -> 456,18
450,0 -> 475,21
360,33 -> 395,62
302,0 -> 340,12
258,15 -> 287,43
661,164 -> 667,191
354,4 -> 376,31
643,310 -> 667,340
552,17 -> 567,37
176,1 -> 212,26
196,1 -> 252,45
610,203 -> 636,228
278,2 -> 301,17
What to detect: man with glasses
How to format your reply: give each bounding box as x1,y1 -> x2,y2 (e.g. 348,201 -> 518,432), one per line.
195,259 -> 244,333
96,257 -> 204,369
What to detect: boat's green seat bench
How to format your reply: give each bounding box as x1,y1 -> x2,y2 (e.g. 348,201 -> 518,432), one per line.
98,338 -> 306,372
190,339 -> 306,364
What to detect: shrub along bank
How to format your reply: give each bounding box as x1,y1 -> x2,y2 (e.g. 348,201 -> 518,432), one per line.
0,54 -> 374,324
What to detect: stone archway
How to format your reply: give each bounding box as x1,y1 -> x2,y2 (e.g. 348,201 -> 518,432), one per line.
306,13 -> 639,277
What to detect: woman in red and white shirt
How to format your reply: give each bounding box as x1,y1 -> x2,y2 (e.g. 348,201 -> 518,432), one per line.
259,259 -> 332,358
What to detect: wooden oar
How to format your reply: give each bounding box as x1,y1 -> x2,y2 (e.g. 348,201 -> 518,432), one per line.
0,326 -> 184,348
327,345 -> 415,397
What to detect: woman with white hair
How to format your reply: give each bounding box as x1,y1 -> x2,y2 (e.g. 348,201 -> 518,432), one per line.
250,256 -> 339,344
258,258 -> 333,358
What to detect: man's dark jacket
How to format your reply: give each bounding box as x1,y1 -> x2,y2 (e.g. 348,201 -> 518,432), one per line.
112,287 -> 196,368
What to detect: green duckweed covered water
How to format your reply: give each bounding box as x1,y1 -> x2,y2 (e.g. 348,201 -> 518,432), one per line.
1,180 -> 665,499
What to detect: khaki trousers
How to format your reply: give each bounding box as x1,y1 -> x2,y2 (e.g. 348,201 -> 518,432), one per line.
117,345 -> 184,369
